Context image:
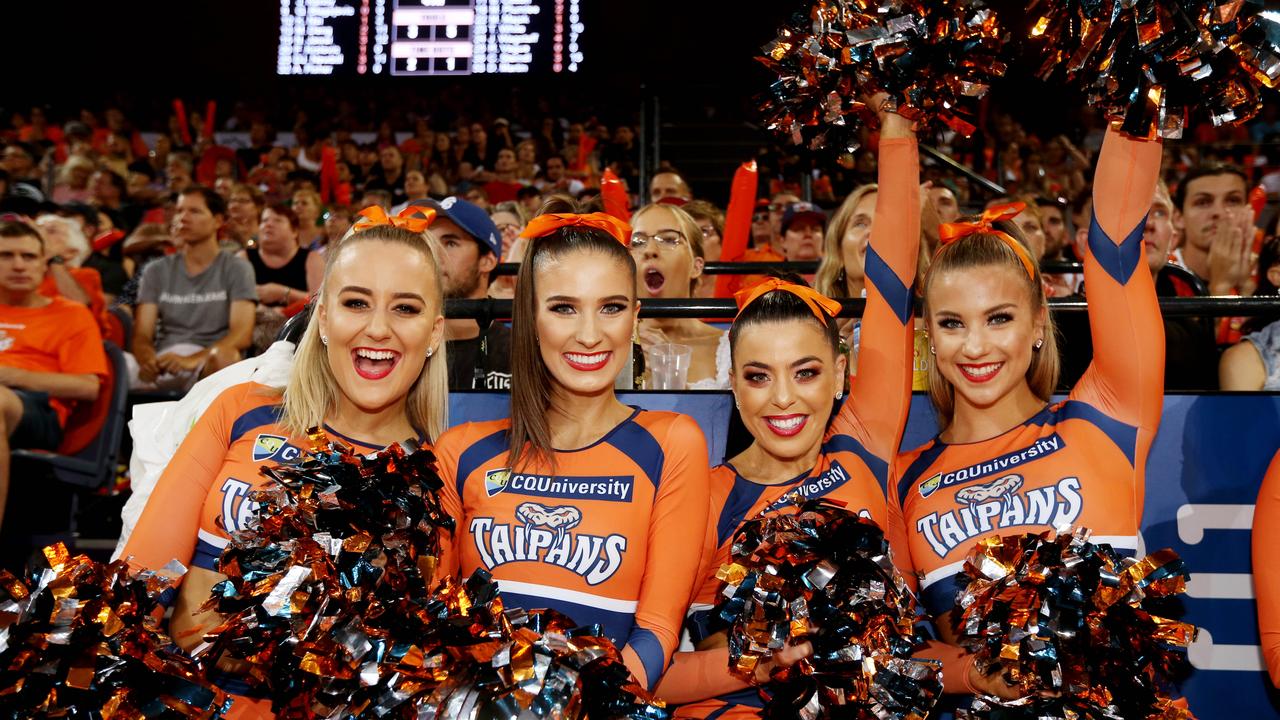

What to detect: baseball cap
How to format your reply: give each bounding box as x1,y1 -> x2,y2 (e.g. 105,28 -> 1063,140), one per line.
413,197 -> 501,256
780,202 -> 826,232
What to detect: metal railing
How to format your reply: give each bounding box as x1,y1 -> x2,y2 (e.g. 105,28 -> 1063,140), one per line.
446,296 -> 1280,320
491,260 -> 1088,277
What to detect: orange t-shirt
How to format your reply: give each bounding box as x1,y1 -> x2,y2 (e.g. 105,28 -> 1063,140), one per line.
0,296 -> 108,426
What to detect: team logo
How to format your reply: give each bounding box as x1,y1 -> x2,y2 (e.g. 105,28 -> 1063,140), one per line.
470,503 -> 627,585
485,468 -> 512,496
481,468 -> 633,503
252,434 -> 303,464
762,460 -> 855,513
219,477 -> 257,533
915,474 -> 1083,558
918,434 -> 1064,498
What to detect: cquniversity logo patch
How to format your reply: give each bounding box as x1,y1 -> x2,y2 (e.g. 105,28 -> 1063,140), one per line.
482,470 -> 634,503
252,434 -> 303,463
485,468 -> 512,497
918,433 -> 1065,498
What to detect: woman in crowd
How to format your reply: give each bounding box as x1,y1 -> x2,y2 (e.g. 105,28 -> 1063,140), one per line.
238,203 -> 322,309
682,200 -> 726,299
34,214 -> 113,342
888,125 -> 1163,699
290,187 -> 326,251
1219,235 -> 1280,390
629,202 -> 729,389
435,199 -> 711,693
121,210 -> 447,718
490,199 -> 530,258
659,99 -> 920,718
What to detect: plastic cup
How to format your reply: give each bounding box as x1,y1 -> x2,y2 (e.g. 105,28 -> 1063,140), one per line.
645,343 -> 693,390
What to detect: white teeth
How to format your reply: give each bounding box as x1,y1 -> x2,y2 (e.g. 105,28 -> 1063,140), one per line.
963,363 -> 1001,378
356,349 -> 397,361
766,416 -> 805,430
566,352 -> 609,364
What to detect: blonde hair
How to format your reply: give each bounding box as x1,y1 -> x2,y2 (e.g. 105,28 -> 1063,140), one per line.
923,224 -> 1060,429
630,203 -> 705,295
815,183 -> 878,298
281,224 -> 449,442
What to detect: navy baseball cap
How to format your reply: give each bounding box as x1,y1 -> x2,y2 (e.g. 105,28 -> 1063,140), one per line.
780,202 -> 826,232
414,197 -> 501,256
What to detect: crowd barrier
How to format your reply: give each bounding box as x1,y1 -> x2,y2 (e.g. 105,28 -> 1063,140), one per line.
446,390 -> 1280,718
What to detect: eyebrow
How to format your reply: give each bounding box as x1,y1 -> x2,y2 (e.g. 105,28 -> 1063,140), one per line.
338,286 -> 425,302
545,294 -> 632,304
935,302 -> 1018,316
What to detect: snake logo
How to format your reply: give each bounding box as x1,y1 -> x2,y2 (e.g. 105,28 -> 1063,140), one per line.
515,502 -> 583,545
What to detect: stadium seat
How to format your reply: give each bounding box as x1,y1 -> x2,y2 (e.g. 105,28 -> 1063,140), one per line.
109,305 -> 133,352
12,341 -> 129,490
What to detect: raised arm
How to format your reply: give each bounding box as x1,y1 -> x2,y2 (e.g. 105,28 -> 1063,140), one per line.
1071,128 -> 1164,447
835,109 -> 920,469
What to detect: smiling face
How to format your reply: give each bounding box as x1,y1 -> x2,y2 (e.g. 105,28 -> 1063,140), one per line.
926,264 -> 1045,417
731,320 -> 845,462
533,249 -> 639,399
318,238 -> 444,417
631,205 -> 702,299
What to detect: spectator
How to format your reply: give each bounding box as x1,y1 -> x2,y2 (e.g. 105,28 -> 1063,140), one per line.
291,187 -> 326,250
421,197 -> 510,390
391,170 -> 430,215
358,189 -> 393,212
768,191 -> 801,239
463,186 -> 490,211
464,121 -> 495,169
649,170 -> 692,204
535,155 -> 584,196
1172,163 -> 1253,295
32,215 -> 108,327
1220,236 -> 1280,389
1035,196 -> 1070,261
515,185 -> 543,216
239,203 -> 321,309
682,199 -> 725,263
750,198 -> 773,248
60,202 -> 130,302
365,145 -> 408,206
630,203 -> 729,389
128,186 -> 256,391
51,155 -> 95,204
165,152 -> 194,195
2,143 -> 43,199
323,205 -> 354,250
482,148 -> 524,204
224,182 -> 264,248
514,139 -> 539,183
0,221 -> 108,531
490,200 -> 528,258
928,184 -> 962,225
777,202 -> 826,262
815,185 -> 878,302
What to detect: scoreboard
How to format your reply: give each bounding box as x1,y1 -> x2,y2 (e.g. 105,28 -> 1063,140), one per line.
277,0 -> 584,76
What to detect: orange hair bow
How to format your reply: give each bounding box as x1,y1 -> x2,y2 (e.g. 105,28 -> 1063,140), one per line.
734,277 -> 842,322
520,212 -> 632,245
938,202 -> 1036,281
353,205 -> 436,234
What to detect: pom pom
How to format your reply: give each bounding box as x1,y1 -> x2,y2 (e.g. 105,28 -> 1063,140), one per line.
953,528 -> 1197,719
0,544 -> 230,719
192,433 -> 455,717
1023,0 -> 1280,137
715,498 -> 942,719
757,0 -> 1010,153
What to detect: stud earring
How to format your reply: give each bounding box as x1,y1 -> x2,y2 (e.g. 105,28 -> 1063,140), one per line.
427,347 -> 434,358
929,345 -> 936,355
835,389 -> 843,400
321,335 -> 328,346
1034,338 -> 1044,350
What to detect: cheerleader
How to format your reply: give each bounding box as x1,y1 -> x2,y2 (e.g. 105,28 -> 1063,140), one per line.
120,207 -> 449,718
434,198 -> 712,691
657,101 -> 920,717
888,125 -> 1163,696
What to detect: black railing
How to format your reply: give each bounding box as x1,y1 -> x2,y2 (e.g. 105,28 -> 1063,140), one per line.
491,260 -> 1089,276
446,296 -> 1280,320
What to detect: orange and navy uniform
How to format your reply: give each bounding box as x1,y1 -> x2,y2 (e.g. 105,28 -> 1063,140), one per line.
1252,449 -> 1280,687
888,127 -> 1165,619
435,409 -> 711,691
121,382 -> 386,574
672,136 -> 921,719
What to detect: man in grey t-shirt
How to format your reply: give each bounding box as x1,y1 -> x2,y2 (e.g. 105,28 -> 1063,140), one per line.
128,187 -> 257,391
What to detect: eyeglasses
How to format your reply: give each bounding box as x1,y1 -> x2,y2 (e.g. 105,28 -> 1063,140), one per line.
496,223 -> 521,235
629,230 -> 686,251
752,212 -> 769,222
